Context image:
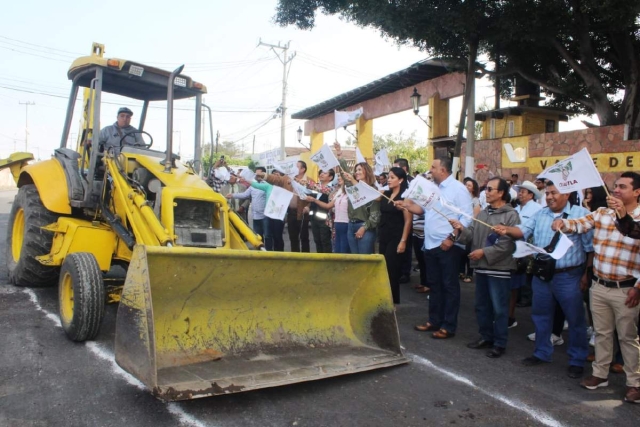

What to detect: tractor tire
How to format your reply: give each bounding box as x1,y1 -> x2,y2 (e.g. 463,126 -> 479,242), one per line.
58,252 -> 105,342
6,184 -> 59,287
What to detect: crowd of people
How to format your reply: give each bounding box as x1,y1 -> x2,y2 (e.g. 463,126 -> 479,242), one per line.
208,147 -> 640,405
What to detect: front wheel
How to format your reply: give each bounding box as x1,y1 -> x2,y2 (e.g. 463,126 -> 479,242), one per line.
59,253 -> 105,342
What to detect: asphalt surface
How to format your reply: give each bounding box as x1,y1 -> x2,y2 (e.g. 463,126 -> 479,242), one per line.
0,187 -> 638,427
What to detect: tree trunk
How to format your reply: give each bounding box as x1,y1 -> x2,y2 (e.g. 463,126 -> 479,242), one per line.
453,36 -> 478,177
609,31 -> 640,139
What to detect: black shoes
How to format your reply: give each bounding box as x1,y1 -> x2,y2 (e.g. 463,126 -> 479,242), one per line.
568,366 -> 585,379
399,275 -> 410,284
487,347 -> 505,358
522,356 -> 548,366
516,301 -> 532,308
467,339 -> 494,349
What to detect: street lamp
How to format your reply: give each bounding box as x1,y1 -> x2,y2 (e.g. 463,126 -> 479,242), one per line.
295,126 -> 310,150
410,87 -> 431,127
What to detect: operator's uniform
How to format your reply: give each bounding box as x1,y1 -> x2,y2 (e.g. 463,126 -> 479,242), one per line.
98,123 -> 144,154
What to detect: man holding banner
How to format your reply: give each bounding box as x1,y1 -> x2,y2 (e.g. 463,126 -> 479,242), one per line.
495,180 -> 593,379
267,161 -> 312,253
403,156 -> 473,340
552,172 -> 640,403
450,177 -> 520,358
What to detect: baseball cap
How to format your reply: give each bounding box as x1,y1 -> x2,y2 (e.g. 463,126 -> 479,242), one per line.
117,107 -> 134,116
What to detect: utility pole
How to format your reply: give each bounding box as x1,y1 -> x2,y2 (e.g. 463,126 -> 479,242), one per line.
252,135 -> 255,154
258,39 -> 296,160
19,101 -> 35,151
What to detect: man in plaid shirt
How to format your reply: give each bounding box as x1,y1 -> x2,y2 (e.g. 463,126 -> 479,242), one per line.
553,171 -> 640,404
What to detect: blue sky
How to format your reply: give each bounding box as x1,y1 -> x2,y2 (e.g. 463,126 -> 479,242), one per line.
0,0 -> 589,160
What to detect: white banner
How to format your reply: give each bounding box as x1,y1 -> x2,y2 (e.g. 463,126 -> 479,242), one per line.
310,144 -> 340,171
404,176 -> 440,210
375,148 -> 391,167
264,185 -> 293,221
513,233 -> 573,260
214,167 -> 230,182
374,163 -> 385,176
355,147 -> 366,164
291,179 -> 312,199
538,147 -> 605,194
273,160 -> 299,177
345,181 -> 381,209
239,168 -> 255,182
440,197 -> 476,222
334,107 -> 363,129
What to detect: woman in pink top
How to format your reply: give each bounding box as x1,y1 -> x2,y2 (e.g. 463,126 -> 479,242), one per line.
308,174 -> 350,253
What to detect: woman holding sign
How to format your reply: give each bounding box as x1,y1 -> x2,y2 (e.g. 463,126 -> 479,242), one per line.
379,167 -> 412,304
334,142 -> 381,254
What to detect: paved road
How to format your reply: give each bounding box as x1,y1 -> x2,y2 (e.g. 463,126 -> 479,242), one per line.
0,187 -> 637,426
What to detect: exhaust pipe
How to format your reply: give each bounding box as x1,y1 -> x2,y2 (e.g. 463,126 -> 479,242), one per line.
164,65 -> 185,173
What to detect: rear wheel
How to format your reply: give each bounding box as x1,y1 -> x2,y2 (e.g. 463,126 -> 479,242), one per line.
6,184 -> 59,286
59,252 -> 105,342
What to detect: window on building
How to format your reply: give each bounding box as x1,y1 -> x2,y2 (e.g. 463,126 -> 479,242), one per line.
508,121 -> 515,137
489,119 -> 496,139
545,119 -> 556,133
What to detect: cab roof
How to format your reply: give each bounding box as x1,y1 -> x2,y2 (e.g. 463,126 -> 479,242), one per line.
68,56 -> 207,101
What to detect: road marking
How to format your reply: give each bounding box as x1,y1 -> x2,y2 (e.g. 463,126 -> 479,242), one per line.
22,288 -> 212,427
409,353 -> 565,427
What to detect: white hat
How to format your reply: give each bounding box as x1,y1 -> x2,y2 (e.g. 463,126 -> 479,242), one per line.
514,180 -> 541,200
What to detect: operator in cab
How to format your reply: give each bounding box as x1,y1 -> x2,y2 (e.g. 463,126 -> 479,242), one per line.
98,107 -> 144,154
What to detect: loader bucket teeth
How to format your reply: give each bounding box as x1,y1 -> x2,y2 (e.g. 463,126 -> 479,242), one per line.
115,245 -> 408,401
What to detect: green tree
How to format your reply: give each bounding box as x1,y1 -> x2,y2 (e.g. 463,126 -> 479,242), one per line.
275,0 -> 640,138
373,132 -> 431,174
491,0 -> 640,135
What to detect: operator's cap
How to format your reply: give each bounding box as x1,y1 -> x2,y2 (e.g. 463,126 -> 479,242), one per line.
117,107 -> 134,116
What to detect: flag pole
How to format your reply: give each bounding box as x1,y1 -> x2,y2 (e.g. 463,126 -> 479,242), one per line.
469,216 -> 495,229
602,185 -> 621,218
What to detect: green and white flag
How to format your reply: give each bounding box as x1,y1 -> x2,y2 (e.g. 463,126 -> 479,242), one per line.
538,148 -> 604,194
346,181 -> 381,209
264,185 -> 294,221
310,144 -> 340,170
403,176 -> 440,210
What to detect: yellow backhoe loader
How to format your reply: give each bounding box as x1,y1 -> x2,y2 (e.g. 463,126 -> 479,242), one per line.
1,44 -> 407,400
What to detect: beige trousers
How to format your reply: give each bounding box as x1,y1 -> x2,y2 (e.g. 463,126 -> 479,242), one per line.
590,282 -> 640,386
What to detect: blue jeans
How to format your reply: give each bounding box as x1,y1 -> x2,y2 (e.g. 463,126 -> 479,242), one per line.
334,222 -> 350,254
265,218 -> 284,251
347,221 -> 376,254
424,245 -> 462,333
253,218 -> 265,239
531,268 -> 588,366
475,273 -> 511,348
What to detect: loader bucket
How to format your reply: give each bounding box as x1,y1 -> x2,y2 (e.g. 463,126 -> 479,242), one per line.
115,245 -> 407,400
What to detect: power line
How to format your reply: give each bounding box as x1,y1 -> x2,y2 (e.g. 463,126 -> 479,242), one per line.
0,45 -> 71,63
0,35 -> 84,56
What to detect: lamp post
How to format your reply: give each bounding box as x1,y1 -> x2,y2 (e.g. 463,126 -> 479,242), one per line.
410,88 -> 430,127
295,126 -> 309,150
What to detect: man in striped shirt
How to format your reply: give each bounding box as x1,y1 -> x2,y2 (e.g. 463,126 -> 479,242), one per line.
553,171 -> 640,404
